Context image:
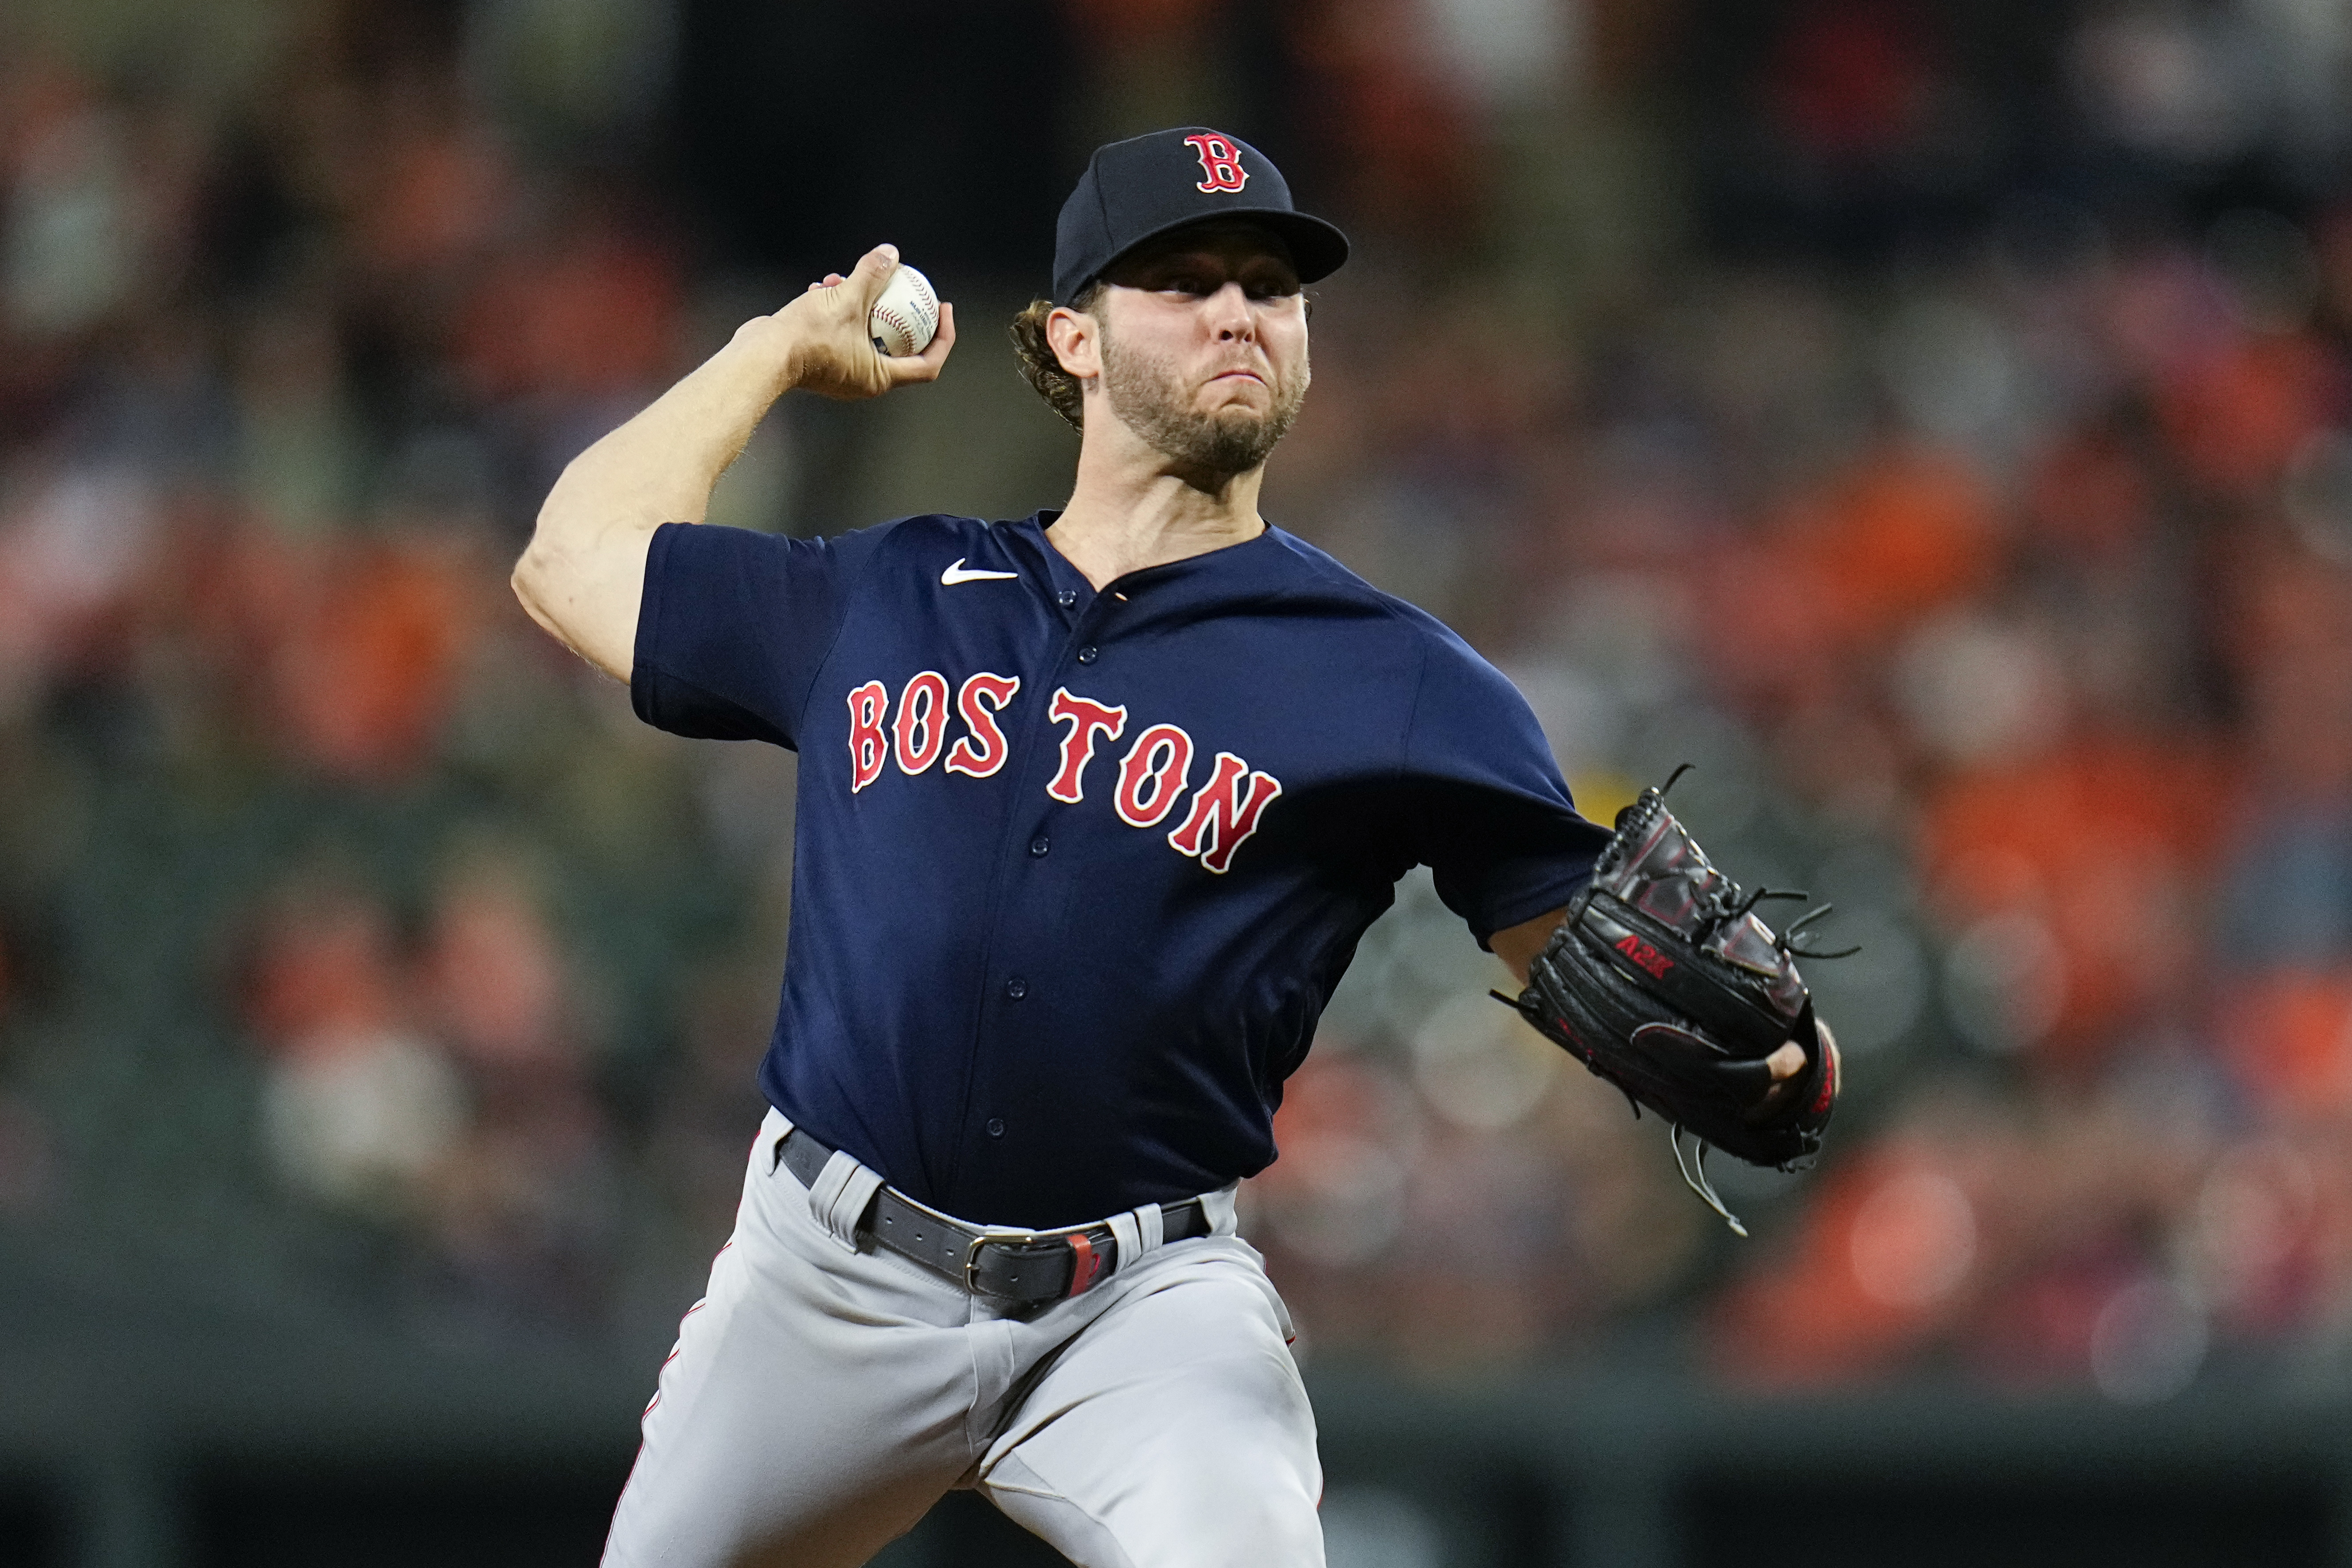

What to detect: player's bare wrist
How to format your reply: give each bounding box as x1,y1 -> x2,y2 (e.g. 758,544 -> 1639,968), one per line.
731,314 -> 807,394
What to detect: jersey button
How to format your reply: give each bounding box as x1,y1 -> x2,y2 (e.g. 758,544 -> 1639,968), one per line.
1075,645 -> 1098,664
1029,835 -> 1050,857
1056,589 -> 1077,609
986,1118 -> 1006,1137
1004,978 -> 1028,1000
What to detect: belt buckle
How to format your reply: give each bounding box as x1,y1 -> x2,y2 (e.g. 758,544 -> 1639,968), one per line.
961,1228 -> 1037,1298
962,1228 -> 1104,1303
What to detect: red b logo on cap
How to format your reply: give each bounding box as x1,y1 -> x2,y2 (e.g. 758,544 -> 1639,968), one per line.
1184,133 -> 1249,193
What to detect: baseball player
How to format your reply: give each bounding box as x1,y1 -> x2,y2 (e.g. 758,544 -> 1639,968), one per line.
513,128 -> 1829,1568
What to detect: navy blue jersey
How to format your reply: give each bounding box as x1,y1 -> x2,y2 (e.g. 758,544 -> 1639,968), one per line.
633,511 -> 1607,1227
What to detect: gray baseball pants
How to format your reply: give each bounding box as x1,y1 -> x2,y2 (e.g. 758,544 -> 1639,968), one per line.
600,1108 -> 1325,1568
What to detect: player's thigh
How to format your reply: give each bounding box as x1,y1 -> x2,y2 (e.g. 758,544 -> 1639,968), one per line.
981,1248 -> 1324,1568
602,1146 -> 978,1568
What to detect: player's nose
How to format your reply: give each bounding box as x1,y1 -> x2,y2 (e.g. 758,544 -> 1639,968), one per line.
1206,281 -> 1256,340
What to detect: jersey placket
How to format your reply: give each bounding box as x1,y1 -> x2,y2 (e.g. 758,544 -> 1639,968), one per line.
940,571 -> 1122,1217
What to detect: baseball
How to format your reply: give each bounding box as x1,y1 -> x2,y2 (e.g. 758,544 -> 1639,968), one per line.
868,262 -> 939,357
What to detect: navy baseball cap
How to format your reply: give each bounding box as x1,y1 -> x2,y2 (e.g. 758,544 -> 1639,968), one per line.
1052,127 -> 1350,305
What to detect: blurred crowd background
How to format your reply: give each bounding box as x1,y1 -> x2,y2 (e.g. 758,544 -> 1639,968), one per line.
4,0 -> 2352,1414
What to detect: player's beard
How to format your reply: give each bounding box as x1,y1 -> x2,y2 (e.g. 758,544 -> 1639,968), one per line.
1099,327 -> 1308,477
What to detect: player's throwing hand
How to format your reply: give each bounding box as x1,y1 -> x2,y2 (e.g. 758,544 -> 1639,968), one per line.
755,243 -> 957,401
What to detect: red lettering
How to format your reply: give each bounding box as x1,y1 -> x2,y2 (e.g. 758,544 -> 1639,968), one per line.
1165,750 -> 1282,873
1614,932 -> 1672,980
846,680 -> 889,792
1047,688 -> 1127,803
1183,133 -> 1249,193
892,670 -> 949,775
944,672 -> 1021,779
1114,723 -> 1195,828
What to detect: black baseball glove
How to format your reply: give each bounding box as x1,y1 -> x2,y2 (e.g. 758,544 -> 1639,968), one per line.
1496,768 -> 1847,1234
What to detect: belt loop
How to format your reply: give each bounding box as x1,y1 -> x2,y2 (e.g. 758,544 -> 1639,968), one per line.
808,1149 -> 884,1254
1108,1201 -> 1166,1268
766,1111 -> 797,1175
1199,1183 -> 1239,1236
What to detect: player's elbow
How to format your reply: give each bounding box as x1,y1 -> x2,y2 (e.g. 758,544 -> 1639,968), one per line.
512,486 -> 595,613
511,537 -> 557,621
508,532 -> 586,649
505,522 -> 644,685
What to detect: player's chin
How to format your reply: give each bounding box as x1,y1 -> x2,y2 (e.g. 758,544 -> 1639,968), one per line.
1202,395 -> 1268,423
1198,388 -> 1276,428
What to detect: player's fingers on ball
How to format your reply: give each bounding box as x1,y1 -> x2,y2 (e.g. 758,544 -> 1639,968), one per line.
899,301 -> 955,379
885,348 -> 938,384
1766,1040 -> 1807,1079
851,243 -> 900,300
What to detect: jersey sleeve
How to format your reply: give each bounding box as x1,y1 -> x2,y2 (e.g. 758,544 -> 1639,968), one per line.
1403,635 -> 1611,946
630,520 -> 894,749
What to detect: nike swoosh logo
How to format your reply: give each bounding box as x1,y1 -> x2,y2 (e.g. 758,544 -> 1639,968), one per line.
941,558 -> 1020,585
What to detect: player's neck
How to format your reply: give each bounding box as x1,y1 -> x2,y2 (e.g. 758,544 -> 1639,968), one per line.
1050,434 -> 1267,589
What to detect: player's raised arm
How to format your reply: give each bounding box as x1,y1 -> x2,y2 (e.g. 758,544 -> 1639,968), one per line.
511,243 -> 957,681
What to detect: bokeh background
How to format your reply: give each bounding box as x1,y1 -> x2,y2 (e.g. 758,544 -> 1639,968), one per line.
6,0 -> 2352,1564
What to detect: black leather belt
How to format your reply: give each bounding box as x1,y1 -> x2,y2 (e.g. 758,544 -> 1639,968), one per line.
778,1126 -> 1210,1307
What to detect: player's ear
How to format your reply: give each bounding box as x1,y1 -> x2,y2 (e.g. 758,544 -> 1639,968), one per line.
1045,305 -> 1101,380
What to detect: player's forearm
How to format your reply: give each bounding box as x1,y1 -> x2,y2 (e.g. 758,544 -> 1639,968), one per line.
513,319 -> 799,678
555,320 -> 797,533
1491,906 -> 1567,984
513,247 -> 949,681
